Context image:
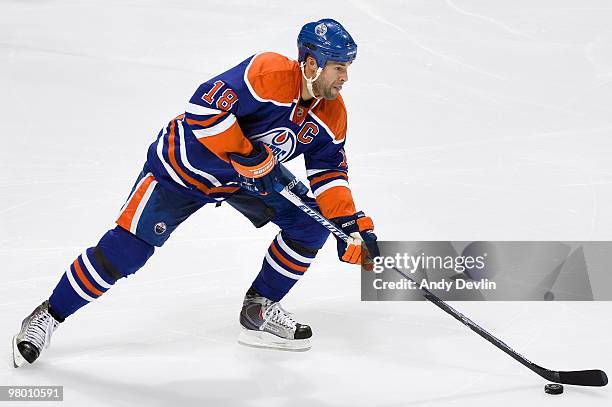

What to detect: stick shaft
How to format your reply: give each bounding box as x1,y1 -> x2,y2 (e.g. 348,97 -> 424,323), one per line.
278,186 -> 607,386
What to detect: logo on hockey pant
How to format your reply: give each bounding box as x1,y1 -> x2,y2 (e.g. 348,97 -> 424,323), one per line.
154,222 -> 167,235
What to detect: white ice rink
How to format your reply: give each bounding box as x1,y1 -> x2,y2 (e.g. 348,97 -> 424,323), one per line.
1,0 -> 611,405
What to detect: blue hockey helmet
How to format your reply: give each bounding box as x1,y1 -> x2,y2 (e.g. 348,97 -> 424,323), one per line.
297,19 -> 357,68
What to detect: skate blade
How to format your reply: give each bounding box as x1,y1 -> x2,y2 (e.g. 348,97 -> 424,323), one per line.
12,335 -> 27,368
237,328 -> 311,352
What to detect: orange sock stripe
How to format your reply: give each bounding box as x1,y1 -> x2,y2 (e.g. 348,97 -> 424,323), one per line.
117,174 -> 155,231
73,259 -> 104,297
270,242 -> 308,273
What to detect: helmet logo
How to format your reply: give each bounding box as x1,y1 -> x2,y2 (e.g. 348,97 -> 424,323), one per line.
314,23 -> 327,37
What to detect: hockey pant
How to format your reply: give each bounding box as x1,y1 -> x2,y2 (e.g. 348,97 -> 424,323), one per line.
48,165 -> 329,320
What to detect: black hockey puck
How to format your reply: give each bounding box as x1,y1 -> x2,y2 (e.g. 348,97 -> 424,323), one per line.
544,383 -> 564,394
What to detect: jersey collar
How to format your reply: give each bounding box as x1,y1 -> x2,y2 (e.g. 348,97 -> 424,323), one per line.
290,91 -> 321,126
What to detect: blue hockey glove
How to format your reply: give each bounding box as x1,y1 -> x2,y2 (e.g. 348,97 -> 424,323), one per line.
230,142 -> 311,197
230,142 -> 283,195
331,211 -> 379,265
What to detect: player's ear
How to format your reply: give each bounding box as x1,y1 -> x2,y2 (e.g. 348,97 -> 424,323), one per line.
307,56 -> 318,71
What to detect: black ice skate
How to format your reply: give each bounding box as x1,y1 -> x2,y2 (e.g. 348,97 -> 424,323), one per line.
12,301 -> 60,367
238,288 -> 312,351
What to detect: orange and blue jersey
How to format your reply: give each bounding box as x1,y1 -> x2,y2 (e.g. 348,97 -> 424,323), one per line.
146,52 -> 357,219
49,54 -> 358,320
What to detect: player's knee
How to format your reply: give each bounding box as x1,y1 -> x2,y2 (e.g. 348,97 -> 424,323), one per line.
96,226 -> 155,279
296,222 -> 330,250
283,233 -> 325,257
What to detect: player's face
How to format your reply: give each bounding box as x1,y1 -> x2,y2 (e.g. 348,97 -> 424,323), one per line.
314,61 -> 351,100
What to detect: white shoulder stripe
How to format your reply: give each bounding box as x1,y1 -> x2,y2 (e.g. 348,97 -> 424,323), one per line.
192,114 -> 236,138
313,179 -> 350,197
177,121 -> 222,186
186,103 -> 222,116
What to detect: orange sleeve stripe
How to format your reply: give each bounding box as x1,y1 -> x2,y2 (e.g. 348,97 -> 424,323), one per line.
167,121 -> 214,194
73,259 -> 103,297
316,185 -> 356,219
197,120 -> 253,163
167,121 -> 241,195
116,174 -> 155,231
186,112 -> 228,128
270,242 -> 308,273
310,171 -> 348,185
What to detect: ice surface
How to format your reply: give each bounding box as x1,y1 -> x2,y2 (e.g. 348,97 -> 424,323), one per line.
1,0 -> 611,405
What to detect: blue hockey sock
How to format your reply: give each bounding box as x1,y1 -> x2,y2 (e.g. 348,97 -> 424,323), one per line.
48,247 -> 117,320
48,227 -> 154,320
252,232 -> 318,301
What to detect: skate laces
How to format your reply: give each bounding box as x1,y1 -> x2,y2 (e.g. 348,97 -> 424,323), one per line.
25,308 -> 59,350
261,302 -> 297,331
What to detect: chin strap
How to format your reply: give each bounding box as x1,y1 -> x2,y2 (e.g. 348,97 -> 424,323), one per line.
300,62 -> 323,99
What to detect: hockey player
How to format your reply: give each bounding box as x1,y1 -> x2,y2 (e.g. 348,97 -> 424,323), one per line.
12,18 -> 378,366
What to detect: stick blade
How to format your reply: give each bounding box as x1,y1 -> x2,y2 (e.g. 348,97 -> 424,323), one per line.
535,365 -> 608,386
557,370 -> 608,387
540,370 -> 608,387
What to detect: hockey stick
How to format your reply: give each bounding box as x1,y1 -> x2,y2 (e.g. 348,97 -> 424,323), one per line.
278,184 -> 608,387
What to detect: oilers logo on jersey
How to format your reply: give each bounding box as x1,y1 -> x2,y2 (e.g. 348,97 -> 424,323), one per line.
251,127 -> 297,163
